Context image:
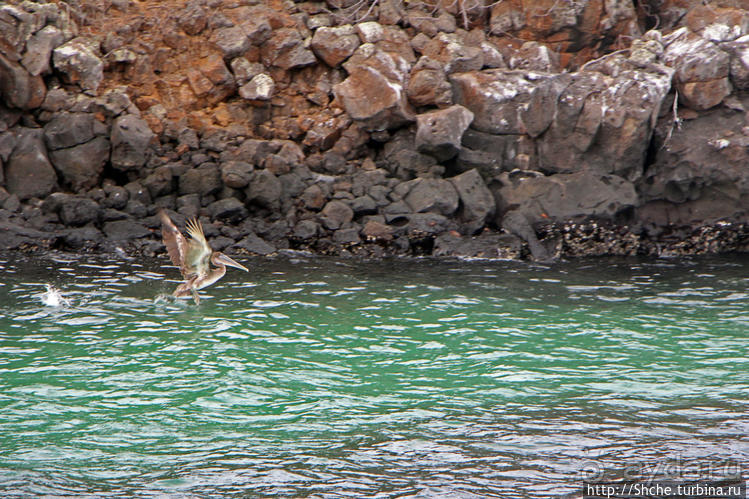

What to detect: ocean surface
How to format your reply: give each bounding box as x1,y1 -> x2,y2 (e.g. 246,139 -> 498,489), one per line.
0,252 -> 747,497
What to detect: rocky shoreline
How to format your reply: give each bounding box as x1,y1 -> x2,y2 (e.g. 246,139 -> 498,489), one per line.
0,0 -> 747,261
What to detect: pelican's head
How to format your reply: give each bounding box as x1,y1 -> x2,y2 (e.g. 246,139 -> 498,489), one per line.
211,252 -> 249,272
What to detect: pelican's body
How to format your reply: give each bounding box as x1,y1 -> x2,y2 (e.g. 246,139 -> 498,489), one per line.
160,211 -> 248,304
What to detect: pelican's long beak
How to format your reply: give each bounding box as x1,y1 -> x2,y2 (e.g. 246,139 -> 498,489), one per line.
215,253 -> 249,272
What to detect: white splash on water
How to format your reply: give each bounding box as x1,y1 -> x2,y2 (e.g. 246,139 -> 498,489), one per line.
41,284 -> 71,308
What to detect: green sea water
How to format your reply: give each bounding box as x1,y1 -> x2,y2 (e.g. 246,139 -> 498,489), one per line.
0,252 -> 746,497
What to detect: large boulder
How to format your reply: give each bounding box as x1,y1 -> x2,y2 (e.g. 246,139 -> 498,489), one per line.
59,195 -> 100,226
221,161 -> 254,188
320,200 -> 354,230
404,178 -> 460,216
43,113 -> 97,150
449,168 -> 495,233
334,45 -> 414,131
48,137 -> 110,191
415,105 -> 474,161
110,114 -> 154,171
492,170 -> 639,223
4,128 -> 57,200
246,169 -> 281,210
0,53 -> 46,109
638,100 -> 749,225
536,60 -> 673,181
451,69 -> 567,136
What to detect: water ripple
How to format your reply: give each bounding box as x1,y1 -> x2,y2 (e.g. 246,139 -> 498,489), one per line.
0,253 -> 747,496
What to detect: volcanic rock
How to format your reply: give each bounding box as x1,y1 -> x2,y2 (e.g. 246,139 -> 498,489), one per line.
52,38 -> 104,95
4,128 -> 57,200
414,105 -> 474,161
311,25 -> 360,67
48,136 -> 110,191
110,114 -> 154,171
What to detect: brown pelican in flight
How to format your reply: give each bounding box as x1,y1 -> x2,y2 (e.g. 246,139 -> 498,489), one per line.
159,210 -> 248,304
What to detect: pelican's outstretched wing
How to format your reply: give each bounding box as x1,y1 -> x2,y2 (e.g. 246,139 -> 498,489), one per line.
160,210 -> 192,278
184,217 -> 212,277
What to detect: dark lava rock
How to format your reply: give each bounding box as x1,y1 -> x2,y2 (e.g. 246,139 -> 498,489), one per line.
406,213 -> 454,237
177,194 -> 201,220
102,186 -> 129,210
179,164 -> 222,197
415,105 -> 474,161
62,225 -> 104,250
143,166 -> 175,199
48,136 -> 110,191
59,196 -> 100,226
449,168 -> 495,233
246,169 -> 281,210
221,161 -> 254,189
404,178 -> 459,216
43,113 -> 97,150
110,114 -> 155,171
5,128 -> 57,200
320,200 -> 354,230
433,231 -> 523,259
301,183 -> 327,211
103,219 -> 151,240
333,227 -> 361,245
293,219 -> 319,240
3,194 -> 20,212
0,220 -> 56,250
234,233 -> 276,255
125,181 -> 152,206
351,195 -> 378,216
209,197 -> 248,223
502,210 -> 552,262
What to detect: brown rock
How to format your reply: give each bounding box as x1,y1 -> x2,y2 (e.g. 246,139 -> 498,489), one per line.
406,57 -> 453,108
680,78 -> 732,110
422,32 -> 484,73
311,25 -> 360,67
334,65 -> 413,131
451,70 -> 564,135
261,29 -> 316,70
302,184 -> 327,210
0,53 -> 46,109
362,220 -> 393,241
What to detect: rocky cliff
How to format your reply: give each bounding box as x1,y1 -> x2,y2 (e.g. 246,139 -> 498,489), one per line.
0,0 -> 747,259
